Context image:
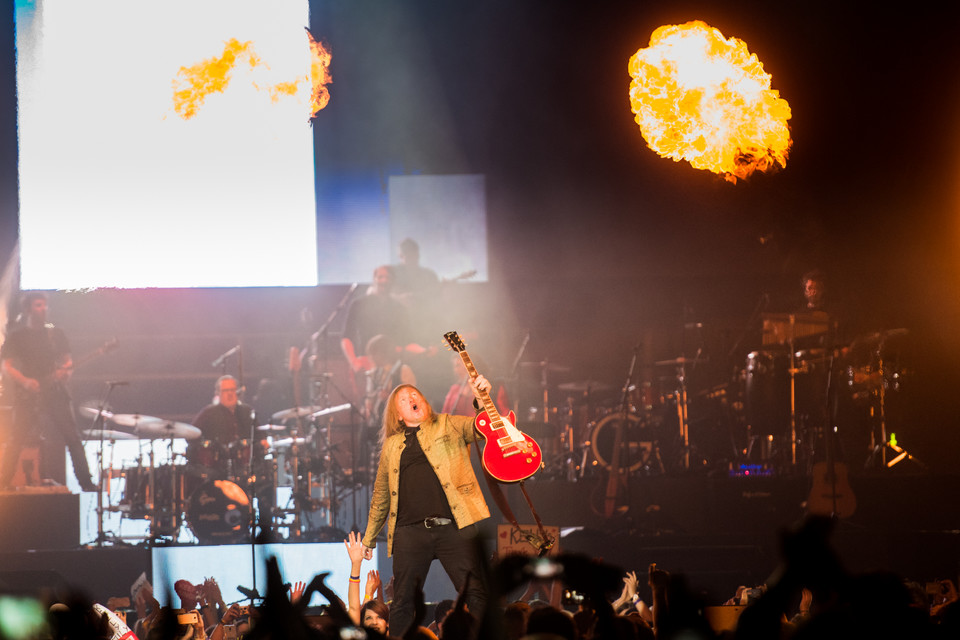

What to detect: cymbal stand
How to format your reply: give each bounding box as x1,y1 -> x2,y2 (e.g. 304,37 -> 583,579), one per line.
669,361 -> 691,470
866,338 -> 925,470
88,381 -> 122,547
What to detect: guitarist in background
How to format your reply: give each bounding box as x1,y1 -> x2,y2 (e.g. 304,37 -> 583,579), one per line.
360,377 -> 492,637
0,292 -> 97,491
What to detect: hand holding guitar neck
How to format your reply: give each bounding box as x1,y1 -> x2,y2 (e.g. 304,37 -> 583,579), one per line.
468,374 -> 492,399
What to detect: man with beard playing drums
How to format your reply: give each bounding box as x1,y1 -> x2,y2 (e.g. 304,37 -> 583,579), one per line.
360,376 -> 492,637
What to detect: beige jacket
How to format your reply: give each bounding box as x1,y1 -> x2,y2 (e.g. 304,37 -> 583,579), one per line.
362,413 -> 490,556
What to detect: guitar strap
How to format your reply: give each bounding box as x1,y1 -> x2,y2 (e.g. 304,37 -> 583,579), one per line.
473,443 -> 555,557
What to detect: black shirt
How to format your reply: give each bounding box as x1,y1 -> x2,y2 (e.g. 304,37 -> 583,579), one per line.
396,426 -> 454,526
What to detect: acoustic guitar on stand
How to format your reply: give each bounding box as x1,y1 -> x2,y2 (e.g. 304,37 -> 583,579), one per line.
443,331 -> 542,483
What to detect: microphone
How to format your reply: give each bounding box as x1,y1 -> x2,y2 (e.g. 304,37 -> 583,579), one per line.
106,380 -> 129,386
237,585 -> 261,600
212,345 -> 241,368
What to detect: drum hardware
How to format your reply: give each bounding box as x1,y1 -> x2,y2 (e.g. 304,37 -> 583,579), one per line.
82,381 -> 133,548
655,356 -> 706,470
857,329 -> 923,470
760,312 -> 830,467
519,360 -> 571,426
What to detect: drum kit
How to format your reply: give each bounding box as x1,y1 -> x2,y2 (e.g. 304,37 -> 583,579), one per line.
80,401 -> 354,546
525,315 -> 914,481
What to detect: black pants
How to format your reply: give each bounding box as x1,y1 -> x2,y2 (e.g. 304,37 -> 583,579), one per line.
390,521 -> 487,636
0,389 -> 93,488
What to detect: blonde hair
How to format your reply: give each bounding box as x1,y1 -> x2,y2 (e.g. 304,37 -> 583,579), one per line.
381,384 -> 436,442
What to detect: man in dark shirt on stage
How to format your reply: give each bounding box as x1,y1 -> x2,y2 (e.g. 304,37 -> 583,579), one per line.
0,292 -> 96,491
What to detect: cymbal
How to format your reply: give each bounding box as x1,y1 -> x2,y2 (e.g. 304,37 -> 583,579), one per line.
81,428 -> 138,441
256,424 -> 288,432
271,406 -> 323,421
269,436 -> 310,448
849,328 -> 910,347
108,413 -> 163,428
79,405 -> 111,419
126,419 -> 202,441
654,357 -> 708,367
310,403 -> 352,419
558,380 -> 612,392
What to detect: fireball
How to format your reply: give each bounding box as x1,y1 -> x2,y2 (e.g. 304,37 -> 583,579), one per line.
628,21 -> 792,183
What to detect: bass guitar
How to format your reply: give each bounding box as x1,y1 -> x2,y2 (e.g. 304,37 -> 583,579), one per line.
20,337 -> 119,399
443,331 -> 542,483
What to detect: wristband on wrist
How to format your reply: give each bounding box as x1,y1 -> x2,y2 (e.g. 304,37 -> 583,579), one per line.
349,575 -> 361,583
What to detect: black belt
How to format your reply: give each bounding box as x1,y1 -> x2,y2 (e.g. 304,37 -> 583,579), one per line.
423,516 -> 453,528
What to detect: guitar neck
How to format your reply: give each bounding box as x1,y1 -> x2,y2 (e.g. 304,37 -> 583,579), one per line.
456,351 -> 501,425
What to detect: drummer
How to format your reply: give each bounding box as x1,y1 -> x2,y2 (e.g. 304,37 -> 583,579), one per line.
188,375 -> 256,478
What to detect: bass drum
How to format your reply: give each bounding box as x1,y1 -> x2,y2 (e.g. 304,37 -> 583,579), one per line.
590,413 -> 658,474
186,480 -> 252,545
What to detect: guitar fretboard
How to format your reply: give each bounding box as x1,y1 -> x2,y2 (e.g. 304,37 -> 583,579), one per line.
456,351 -> 503,429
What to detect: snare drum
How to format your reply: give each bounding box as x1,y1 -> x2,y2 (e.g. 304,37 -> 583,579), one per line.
186,479 -> 251,545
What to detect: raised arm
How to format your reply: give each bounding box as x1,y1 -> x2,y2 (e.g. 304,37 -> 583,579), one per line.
344,531 -> 366,625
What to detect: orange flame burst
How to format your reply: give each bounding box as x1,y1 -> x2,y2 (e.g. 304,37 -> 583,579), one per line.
173,38 -> 260,120
628,21 -> 792,183
306,29 -> 333,117
172,30 -> 332,121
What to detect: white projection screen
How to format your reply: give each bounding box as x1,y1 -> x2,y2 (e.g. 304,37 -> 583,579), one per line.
15,0 -> 319,289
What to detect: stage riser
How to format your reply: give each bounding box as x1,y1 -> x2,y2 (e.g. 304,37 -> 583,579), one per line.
0,492 -> 79,551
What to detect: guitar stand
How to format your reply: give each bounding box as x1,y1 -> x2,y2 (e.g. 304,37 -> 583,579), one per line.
870,437 -> 927,470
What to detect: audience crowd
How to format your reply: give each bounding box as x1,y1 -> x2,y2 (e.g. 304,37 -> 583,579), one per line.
4,517 -> 959,640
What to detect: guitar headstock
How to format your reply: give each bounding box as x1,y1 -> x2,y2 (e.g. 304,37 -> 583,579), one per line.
443,331 -> 466,353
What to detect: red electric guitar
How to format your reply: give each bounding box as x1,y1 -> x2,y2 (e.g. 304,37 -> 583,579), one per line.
444,331 -> 542,483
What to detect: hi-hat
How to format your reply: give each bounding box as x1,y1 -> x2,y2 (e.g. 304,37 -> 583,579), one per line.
256,424 -> 288,432
272,406 -> 323,421
81,429 -> 138,441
